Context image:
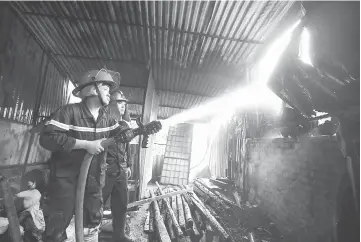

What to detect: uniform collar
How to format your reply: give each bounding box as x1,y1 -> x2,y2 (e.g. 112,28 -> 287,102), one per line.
79,100 -> 108,122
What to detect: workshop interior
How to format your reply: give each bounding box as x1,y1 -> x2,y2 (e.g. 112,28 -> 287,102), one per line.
0,1 -> 359,242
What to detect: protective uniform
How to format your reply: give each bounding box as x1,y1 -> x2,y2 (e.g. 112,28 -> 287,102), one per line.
102,90 -> 134,242
40,70 -> 162,242
40,69 -> 121,242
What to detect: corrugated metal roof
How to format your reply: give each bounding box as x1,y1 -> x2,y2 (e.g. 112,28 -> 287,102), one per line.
10,1 -> 296,119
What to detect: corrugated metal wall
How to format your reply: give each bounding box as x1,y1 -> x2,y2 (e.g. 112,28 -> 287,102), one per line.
0,6 -> 68,125
207,124 -> 229,178
0,120 -> 50,166
0,6 -> 68,167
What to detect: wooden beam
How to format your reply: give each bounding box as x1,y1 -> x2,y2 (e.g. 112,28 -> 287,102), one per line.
127,188 -> 192,209
149,190 -> 172,242
139,70 -> 159,198
155,182 -> 184,237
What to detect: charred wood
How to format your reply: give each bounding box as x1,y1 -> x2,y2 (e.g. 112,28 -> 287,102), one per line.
209,178 -> 231,190
215,178 -> 235,186
194,180 -> 231,211
181,195 -> 194,229
144,210 -> 151,233
193,210 -> 205,231
149,202 -> 155,233
190,216 -> 202,242
171,192 -> 178,219
177,195 -> 186,230
165,209 -> 176,241
196,179 -> 239,208
155,182 -> 184,237
150,190 -> 172,242
206,222 -> 215,242
189,192 -> 231,241
213,190 -> 237,207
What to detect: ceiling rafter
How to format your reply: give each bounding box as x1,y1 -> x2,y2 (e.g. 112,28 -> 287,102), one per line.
53,53 -> 147,67
20,11 -> 264,45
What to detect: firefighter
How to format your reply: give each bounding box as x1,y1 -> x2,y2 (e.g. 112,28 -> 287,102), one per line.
39,69 -> 161,242
102,90 -> 133,242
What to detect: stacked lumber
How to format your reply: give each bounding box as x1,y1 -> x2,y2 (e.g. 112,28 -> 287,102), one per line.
144,181 -> 232,242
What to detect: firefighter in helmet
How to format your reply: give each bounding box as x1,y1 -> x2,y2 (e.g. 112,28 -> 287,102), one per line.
39,69 -> 161,242
102,89 -> 134,242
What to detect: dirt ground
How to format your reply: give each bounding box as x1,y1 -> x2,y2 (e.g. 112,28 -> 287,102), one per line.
99,203 -> 150,242
64,181 -> 282,242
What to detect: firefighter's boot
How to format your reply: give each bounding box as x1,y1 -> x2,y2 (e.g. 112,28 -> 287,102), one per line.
113,213 -> 134,242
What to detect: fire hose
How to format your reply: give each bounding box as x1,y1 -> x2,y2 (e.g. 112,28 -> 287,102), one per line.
75,118 -> 159,242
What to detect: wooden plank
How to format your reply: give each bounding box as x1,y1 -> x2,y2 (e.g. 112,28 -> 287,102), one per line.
155,182 -> 183,237
150,190 -> 171,242
127,188 -> 192,209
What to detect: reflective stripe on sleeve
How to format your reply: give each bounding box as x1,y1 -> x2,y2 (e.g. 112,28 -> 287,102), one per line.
45,120 -> 119,133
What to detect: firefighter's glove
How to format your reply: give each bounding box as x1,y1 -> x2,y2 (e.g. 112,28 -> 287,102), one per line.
144,121 -> 162,135
115,128 -> 136,143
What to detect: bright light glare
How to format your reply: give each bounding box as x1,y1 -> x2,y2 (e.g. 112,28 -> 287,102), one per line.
67,80 -> 82,104
299,27 -> 313,66
163,84 -> 282,128
162,20 -> 301,128
256,20 -> 301,86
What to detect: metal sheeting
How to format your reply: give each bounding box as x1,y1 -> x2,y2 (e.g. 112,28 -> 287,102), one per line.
160,123 -> 193,185
11,1 -> 295,119
0,120 -> 51,166
157,106 -> 183,120
0,9 -> 67,125
121,87 -> 145,104
127,103 -> 143,117
159,91 -> 210,109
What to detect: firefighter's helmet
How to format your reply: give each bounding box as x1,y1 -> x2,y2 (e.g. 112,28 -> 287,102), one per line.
72,69 -> 119,98
110,89 -> 129,103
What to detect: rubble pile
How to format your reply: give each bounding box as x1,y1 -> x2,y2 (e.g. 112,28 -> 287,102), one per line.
144,181 -> 232,242
145,178 -> 283,242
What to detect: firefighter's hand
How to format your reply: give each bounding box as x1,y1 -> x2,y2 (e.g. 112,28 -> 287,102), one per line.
85,138 -> 106,155
120,163 -> 132,178
144,121 -> 162,135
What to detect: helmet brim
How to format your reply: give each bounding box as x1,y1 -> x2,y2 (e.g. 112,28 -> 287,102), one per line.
72,80 -> 118,98
112,98 -> 129,103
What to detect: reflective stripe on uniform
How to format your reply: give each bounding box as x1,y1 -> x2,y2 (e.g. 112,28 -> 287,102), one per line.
45,120 -> 119,133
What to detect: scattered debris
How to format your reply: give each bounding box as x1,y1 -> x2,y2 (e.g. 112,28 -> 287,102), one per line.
142,178 -> 282,242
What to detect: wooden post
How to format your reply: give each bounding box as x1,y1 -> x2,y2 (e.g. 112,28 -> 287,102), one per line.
181,195 -> 193,229
176,195 -> 186,230
165,207 -> 176,241
191,214 -> 202,242
155,182 -> 183,237
150,190 -> 172,242
0,176 -> 23,242
149,202 -> 155,233
194,210 -> 205,231
139,69 -> 160,198
144,210 -> 151,233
